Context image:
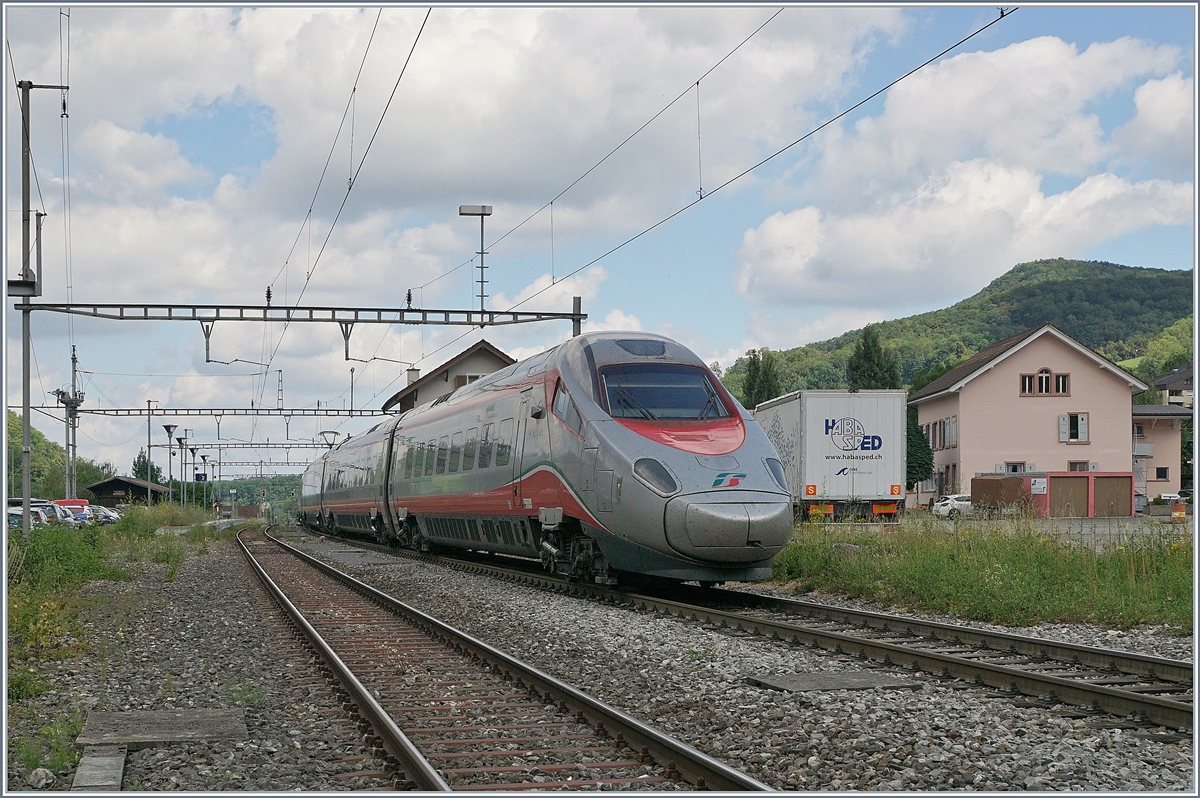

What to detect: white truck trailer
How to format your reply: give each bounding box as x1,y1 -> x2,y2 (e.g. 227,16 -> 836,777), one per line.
752,389 -> 907,520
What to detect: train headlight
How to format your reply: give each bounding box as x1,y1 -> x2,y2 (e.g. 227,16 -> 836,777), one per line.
633,458 -> 679,496
766,458 -> 788,492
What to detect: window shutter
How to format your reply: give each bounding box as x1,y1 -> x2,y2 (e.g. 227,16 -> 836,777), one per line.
1058,415 -> 1069,442
455,375 -> 468,388
1078,414 -> 1088,442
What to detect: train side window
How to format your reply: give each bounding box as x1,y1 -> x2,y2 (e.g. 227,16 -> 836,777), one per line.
403,445 -> 415,479
424,440 -> 436,476
478,424 -> 494,468
552,381 -> 583,436
449,432 -> 463,472
463,427 -> 478,470
436,436 -> 449,474
496,418 -> 514,467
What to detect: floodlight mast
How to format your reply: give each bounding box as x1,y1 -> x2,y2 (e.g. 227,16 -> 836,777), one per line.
459,205 -> 492,316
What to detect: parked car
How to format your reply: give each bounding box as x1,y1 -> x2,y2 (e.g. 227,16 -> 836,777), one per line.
932,494 -> 974,519
7,506 -> 50,528
1179,488 -> 1193,500
91,506 -> 120,524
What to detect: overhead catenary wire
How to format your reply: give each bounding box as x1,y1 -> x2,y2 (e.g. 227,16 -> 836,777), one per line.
269,7 -> 383,290
258,7 -> 432,410
407,6 -> 786,299
502,7 -> 1019,316
59,8 -> 74,344
6,40 -> 50,219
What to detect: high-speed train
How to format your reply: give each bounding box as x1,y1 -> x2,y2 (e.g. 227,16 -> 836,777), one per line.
299,331 -> 793,584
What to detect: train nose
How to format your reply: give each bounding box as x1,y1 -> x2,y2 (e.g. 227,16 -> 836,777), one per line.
663,492 -> 792,563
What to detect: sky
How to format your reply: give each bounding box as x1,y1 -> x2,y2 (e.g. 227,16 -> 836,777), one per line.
3,3 -> 1196,482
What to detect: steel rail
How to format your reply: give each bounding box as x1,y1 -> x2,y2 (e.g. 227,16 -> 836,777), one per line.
676,584 -> 1194,684
265,528 -> 771,791
237,529 -> 450,790
320,535 -> 1194,731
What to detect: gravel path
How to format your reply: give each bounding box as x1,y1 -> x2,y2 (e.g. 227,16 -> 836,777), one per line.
283,530 -> 1195,792
6,529 -> 1195,791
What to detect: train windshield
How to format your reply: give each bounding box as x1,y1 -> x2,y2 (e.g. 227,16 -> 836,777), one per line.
600,364 -> 730,420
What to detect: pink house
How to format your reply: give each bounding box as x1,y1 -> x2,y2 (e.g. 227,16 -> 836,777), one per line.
1132,404 -> 1191,499
908,324 -> 1148,497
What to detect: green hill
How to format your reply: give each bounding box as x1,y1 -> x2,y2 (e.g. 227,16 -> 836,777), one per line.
720,258 -> 1193,401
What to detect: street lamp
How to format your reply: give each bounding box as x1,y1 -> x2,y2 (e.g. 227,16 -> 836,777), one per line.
200,455 -> 209,514
176,434 -> 188,508
162,424 -> 177,504
459,204 -> 492,315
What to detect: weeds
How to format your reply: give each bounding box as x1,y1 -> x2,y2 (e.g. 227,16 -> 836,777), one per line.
228,683 -> 266,708
7,664 -> 50,699
9,708 -> 85,774
772,515 -> 1193,629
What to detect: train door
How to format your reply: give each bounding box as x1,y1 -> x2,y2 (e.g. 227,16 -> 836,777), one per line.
514,390 -> 531,509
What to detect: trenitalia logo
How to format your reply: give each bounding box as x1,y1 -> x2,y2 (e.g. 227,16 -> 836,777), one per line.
712,472 -> 747,488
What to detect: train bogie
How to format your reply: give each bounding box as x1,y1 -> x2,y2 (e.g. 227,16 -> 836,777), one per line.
300,332 -> 794,584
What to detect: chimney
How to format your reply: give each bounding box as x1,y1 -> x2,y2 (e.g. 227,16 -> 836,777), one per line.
407,368 -> 420,386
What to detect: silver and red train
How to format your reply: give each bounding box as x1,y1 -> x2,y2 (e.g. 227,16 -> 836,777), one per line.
299,331 -> 793,584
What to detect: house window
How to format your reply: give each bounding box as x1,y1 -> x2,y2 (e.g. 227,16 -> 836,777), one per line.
1155,466 -> 1169,480
1059,413 -> 1089,443
1005,462 -> 1025,474
1021,374 -> 1034,394
1055,374 -> 1069,394
1133,423 -> 1144,437
1037,369 -> 1052,394
1068,461 -> 1089,472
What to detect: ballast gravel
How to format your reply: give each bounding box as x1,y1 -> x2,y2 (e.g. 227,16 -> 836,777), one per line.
284,531 -> 1194,793
6,528 -> 1194,792
6,541 -> 396,792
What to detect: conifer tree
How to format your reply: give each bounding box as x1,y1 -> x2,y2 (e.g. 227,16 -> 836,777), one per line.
906,408 -> 933,490
132,448 -> 164,485
740,348 -> 782,409
847,325 -> 900,389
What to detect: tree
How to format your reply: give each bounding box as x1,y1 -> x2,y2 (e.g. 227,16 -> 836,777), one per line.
132,448 -> 164,485
906,408 -> 933,490
847,325 -> 901,389
741,348 -> 782,409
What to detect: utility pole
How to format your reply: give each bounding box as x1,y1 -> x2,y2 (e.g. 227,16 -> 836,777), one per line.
146,400 -> 156,505
8,78 -> 67,535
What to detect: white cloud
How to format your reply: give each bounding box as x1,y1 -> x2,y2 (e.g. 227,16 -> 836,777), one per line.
1114,73 -> 1194,176
76,121 -> 209,197
806,36 -> 1183,211
736,160 -> 1193,308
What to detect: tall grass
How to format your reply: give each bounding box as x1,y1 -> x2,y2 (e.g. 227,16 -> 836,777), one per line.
7,504 -> 214,672
772,515 -> 1193,629
7,525 -> 131,663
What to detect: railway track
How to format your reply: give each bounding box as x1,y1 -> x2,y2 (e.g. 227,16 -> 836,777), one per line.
292,528 -> 1193,732
238,527 -> 769,791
